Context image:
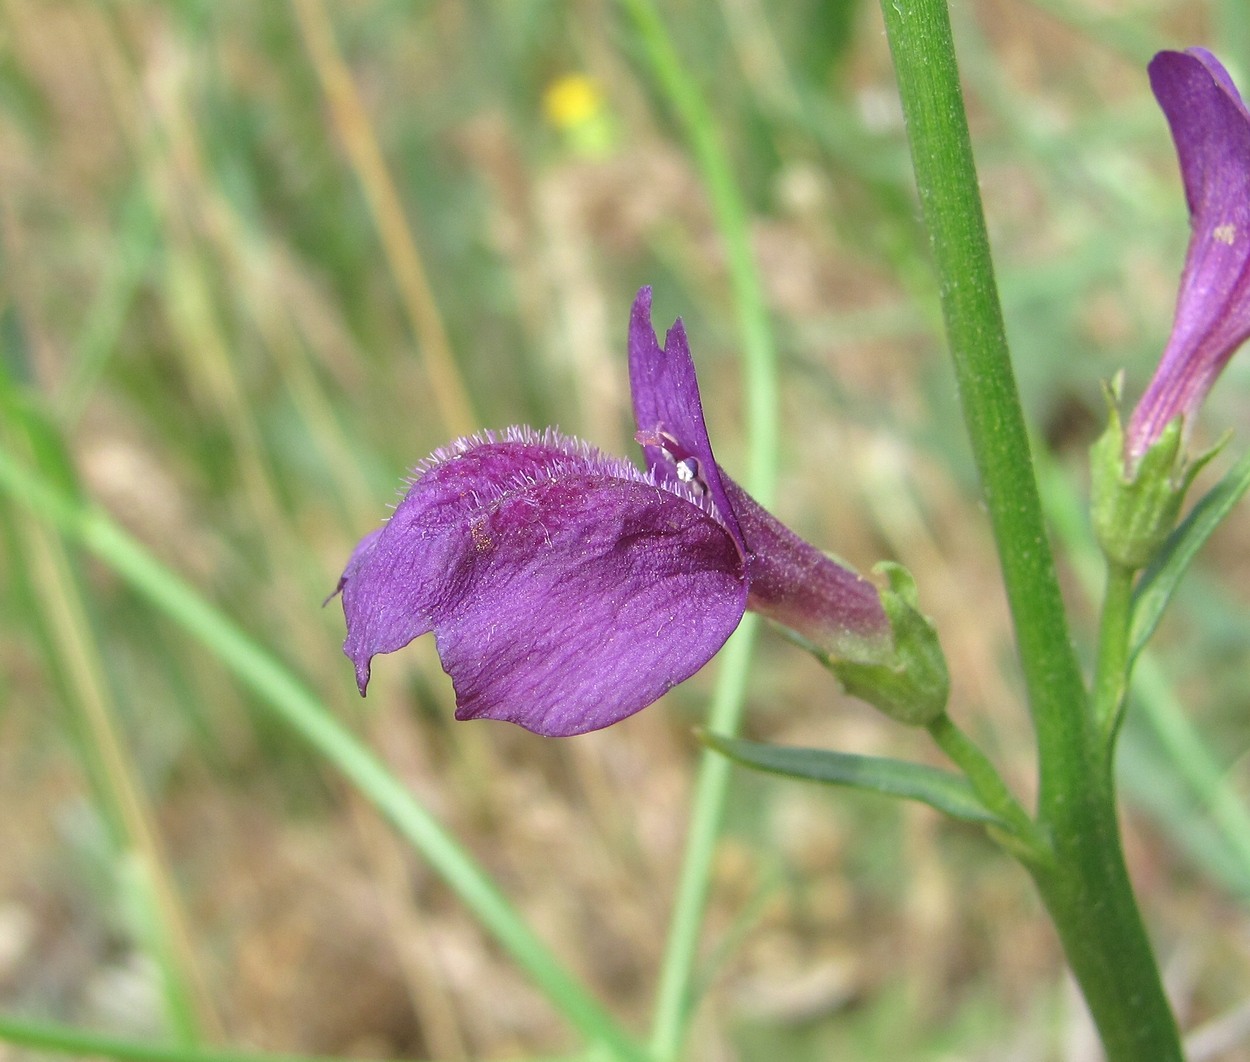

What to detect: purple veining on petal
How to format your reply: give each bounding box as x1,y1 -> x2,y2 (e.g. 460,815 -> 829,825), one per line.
1128,49 -> 1250,459
439,474 -> 745,735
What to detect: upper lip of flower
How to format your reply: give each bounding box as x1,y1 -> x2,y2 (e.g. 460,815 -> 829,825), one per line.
629,286 -> 747,553
628,287 -> 889,656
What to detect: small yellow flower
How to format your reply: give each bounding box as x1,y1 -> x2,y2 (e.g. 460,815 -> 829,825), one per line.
543,74 -> 602,131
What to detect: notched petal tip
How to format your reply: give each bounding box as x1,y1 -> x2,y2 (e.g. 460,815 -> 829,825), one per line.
628,286 -> 744,553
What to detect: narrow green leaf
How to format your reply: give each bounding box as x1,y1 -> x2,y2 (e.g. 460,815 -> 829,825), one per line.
700,732 -> 1004,826
1131,448 -> 1250,662
0,1013 -> 353,1062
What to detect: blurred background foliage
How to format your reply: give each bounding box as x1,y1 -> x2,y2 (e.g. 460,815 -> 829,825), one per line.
2,1 -> 1250,1059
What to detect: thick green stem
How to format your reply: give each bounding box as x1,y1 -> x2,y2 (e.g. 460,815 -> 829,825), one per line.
878,1 -> 1182,1057
1029,770 -> 1182,1061
876,0 -> 1085,800
1027,559 -> 1180,1058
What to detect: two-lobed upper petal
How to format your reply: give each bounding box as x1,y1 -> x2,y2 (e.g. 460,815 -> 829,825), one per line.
628,287 -> 889,660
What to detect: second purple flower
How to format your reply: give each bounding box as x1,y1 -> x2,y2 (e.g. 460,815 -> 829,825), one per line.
1127,48 -> 1250,461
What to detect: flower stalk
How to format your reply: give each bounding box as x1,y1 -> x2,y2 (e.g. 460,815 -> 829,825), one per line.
877,0 -> 1183,1056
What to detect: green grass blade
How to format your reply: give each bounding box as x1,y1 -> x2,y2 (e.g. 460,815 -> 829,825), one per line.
0,1012 -> 594,1062
0,1014 -> 351,1062
1129,655 -> 1250,897
1,390 -> 215,1043
615,3 -> 780,1057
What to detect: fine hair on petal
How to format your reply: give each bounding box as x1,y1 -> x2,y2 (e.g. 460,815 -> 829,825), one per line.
395,424 -> 727,524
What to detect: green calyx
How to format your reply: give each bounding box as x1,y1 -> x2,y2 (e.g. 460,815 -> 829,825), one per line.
1090,384 -> 1211,571
829,562 -> 949,726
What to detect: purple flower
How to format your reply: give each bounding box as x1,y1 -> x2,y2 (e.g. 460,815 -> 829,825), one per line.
336,287 -> 889,736
1127,48 -> 1250,461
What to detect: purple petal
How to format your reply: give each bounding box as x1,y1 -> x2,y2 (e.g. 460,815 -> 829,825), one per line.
441,476 -> 745,735
338,427 -> 746,736
1130,49 -> 1250,456
341,430 -> 592,686
1157,49 -> 1250,218
628,287 -> 745,551
722,478 -> 891,658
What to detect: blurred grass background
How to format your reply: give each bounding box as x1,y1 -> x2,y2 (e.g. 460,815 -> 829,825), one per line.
2,1 -> 1250,1059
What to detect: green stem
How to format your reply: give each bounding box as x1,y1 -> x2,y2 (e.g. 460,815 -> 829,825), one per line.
1028,777 -> 1182,1061
926,715 -> 1039,853
1026,563 -> 1180,1059
618,3 -> 780,1059
1092,562 -> 1136,742
0,448 -> 646,1062
876,0 -> 1085,800
648,616 -> 760,1059
1038,439 -> 1250,894
878,1 -> 1182,1057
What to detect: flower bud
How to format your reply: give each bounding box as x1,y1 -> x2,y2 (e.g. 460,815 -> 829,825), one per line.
1091,384 -> 1209,570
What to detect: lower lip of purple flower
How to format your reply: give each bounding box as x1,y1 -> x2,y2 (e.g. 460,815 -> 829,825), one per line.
336,426 -> 748,736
